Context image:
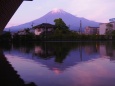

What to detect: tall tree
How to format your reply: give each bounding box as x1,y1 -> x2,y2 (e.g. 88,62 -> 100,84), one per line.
106,23 -> 113,35
54,18 -> 69,30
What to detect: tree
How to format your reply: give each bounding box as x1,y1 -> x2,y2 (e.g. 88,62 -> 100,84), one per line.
106,23 -> 113,35
105,23 -> 113,39
25,28 -> 30,34
54,18 -> 69,30
111,30 -> 115,35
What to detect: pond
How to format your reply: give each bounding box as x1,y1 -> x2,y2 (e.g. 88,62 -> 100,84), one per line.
3,41 -> 115,86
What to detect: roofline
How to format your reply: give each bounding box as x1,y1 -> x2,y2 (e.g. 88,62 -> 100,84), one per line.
86,26 -> 99,28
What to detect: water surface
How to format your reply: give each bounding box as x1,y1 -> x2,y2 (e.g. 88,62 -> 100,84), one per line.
3,42 -> 115,86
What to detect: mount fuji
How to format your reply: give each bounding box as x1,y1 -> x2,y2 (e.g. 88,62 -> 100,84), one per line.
5,9 -> 99,32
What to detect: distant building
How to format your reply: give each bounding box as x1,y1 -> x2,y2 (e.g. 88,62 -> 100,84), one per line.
17,28 -> 30,35
34,23 -> 55,35
29,28 -> 34,34
85,26 -> 99,35
99,23 -> 107,35
17,30 -> 27,35
99,22 -> 115,35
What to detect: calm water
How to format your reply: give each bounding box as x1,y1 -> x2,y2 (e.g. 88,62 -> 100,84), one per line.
3,42 -> 115,86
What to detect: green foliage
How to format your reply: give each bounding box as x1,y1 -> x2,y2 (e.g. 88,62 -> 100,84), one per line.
111,30 -> 115,35
54,18 -> 69,30
106,23 -> 113,35
36,42 -> 78,63
106,23 -> 113,28
25,28 -> 30,33
43,28 -> 78,41
13,33 -> 35,42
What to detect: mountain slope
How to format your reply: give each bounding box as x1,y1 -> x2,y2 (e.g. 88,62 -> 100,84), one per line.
5,9 -> 99,32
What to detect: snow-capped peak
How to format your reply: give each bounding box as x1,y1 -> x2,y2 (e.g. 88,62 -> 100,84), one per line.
51,8 -> 64,14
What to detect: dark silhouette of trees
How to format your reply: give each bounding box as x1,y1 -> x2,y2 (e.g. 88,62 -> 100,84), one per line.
106,23 -> 113,35
54,18 -> 69,31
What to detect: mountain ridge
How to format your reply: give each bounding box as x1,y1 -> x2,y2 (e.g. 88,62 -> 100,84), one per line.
5,9 -> 99,32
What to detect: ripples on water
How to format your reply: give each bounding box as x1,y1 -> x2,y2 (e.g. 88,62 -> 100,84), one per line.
3,41 -> 115,86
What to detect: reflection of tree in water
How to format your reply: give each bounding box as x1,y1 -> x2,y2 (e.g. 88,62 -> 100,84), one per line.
106,41 -> 113,57
12,42 -> 34,54
34,41 -> 115,62
104,41 -> 115,60
33,42 -> 100,72
35,42 -> 79,63
12,42 -> 100,63
11,41 -> 115,62
52,43 -> 75,63
0,42 -> 12,51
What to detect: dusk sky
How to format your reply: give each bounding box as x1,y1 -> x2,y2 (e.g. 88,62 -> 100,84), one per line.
6,0 -> 115,28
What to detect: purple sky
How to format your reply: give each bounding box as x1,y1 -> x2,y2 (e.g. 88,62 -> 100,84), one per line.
6,0 -> 115,28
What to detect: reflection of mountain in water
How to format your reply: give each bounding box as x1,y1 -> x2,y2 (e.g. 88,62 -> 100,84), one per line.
33,42 -> 79,63
4,42 -> 100,72
4,42 -> 115,73
32,42 -> 100,72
